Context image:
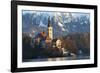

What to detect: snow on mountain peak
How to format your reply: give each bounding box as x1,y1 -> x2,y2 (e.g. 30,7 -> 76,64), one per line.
39,21 -> 47,28
62,27 -> 66,31
58,22 -> 63,27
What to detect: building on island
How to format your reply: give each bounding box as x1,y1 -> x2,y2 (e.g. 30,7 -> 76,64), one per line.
45,17 -> 53,44
47,16 -> 53,40
34,16 -> 64,51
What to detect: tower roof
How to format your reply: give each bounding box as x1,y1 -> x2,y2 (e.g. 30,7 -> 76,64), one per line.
48,16 -> 51,27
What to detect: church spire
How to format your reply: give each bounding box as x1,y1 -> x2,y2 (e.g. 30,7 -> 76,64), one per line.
48,16 -> 51,27
47,16 -> 53,39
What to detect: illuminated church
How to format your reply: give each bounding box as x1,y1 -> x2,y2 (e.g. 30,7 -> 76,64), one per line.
47,17 -> 53,39
34,16 -> 53,46
45,16 -> 53,43
34,16 -> 63,50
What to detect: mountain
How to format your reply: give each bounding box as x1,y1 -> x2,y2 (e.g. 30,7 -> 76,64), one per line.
22,11 -> 90,38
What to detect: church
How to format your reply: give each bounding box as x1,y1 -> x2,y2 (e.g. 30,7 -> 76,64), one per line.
34,16 -> 63,50
45,16 -> 53,44
34,16 -> 53,48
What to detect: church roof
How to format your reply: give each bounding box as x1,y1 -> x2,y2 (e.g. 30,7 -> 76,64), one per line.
48,16 -> 51,27
40,31 -> 47,38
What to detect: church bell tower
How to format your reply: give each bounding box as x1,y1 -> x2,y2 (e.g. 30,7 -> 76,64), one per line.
48,17 -> 53,39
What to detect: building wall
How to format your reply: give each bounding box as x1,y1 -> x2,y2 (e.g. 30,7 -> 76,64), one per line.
48,26 -> 53,39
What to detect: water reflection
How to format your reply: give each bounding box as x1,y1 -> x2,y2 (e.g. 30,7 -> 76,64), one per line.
23,55 -> 89,62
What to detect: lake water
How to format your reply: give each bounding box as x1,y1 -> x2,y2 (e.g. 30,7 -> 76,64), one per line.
23,55 -> 90,62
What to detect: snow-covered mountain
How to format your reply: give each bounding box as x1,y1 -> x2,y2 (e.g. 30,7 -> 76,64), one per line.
22,11 -> 90,38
